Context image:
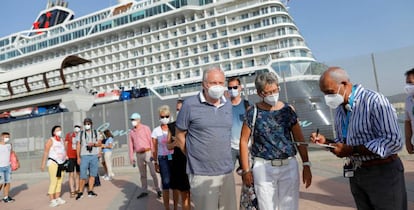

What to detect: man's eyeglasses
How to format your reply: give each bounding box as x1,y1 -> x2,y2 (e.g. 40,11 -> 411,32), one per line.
160,116 -> 170,119
227,86 -> 239,90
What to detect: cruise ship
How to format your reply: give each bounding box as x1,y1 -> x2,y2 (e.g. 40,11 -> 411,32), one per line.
0,0 -> 334,145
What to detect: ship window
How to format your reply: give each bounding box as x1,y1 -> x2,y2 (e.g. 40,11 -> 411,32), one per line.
200,24 -> 206,30
182,39 -> 187,45
233,38 -> 240,45
241,13 -> 248,19
223,63 -> 231,71
211,32 -> 217,38
193,48 -> 198,54
203,57 -> 209,63
245,48 -> 253,55
223,52 -> 229,59
261,8 -> 269,14
252,10 -> 260,16
254,22 -> 261,29
219,19 -> 226,25
185,71 -> 190,78
236,62 -> 243,69
202,46 -> 208,52
235,50 -> 242,57
260,45 -> 267,52
210,21 -> 216,27
247,60 -> 255,67
201,34 -> 207,41
194,58 -> 199,65
262,19 -> 270,26
243,36 -> 252,43
214,55 -> 219,61
213,43 -> 218,50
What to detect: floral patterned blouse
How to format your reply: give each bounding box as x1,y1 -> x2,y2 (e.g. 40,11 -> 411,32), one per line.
245,102 -> 298,160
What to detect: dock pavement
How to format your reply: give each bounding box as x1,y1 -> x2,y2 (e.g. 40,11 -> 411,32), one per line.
2,149 -> 414,210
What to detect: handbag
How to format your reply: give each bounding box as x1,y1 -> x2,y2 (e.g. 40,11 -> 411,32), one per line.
10,151 -> 18,171
240,105 -> 259,210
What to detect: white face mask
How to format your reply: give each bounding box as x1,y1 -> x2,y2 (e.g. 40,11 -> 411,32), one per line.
131,121 -> 138,127
324,86 -> 345,109
264,93 -> 279,106
405,84 -> 414,95
160,118 -> 170,125
229,89 -> 239,98
3,137 -> 9,143
207,85 -> 225,99
74,127 -> 81,133
84,125 -> 91,130
55,131 -> 62,137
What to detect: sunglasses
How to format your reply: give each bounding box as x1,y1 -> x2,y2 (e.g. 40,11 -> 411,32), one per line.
160,116 -> 170,119
227,86 -> 239,90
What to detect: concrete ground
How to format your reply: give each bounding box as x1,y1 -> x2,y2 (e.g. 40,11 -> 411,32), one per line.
1,149 -> 414,210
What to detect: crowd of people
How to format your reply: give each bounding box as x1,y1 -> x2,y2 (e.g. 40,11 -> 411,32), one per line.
0,66 -> 412,210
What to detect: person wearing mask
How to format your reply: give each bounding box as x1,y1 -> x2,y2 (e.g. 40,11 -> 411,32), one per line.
175,66 -> 237,210
101,129 -> 115,181
64,125 -> 81,198
41,125 -> 67,207
310,67 -> 406,210
167,99 -> 191,210
0,132 -> 18,203
75,118 -> 102,200
152,105 -> 175,210
404,67 -> 414,154
227,76 -> 250,168
239,72 -> 312,210
129,112 -> 162,199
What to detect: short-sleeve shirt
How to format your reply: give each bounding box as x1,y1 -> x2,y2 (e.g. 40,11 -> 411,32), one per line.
245,102 -> 298,160
231,100 -> 248,150
102,137 -> 113,153
151,126 -> 173,156
175,91 -> 233,176
0,144 -> 12,167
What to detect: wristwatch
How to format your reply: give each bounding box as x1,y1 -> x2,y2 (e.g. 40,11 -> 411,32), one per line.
302,161 -> 312,167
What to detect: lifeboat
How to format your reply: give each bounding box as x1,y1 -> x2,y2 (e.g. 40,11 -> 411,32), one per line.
10,107 -> 36,117
94,90 -> 121,104
0,111 -> 10,119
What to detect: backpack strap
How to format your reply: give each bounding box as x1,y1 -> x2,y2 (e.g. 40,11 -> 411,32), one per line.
243,99 -> 250,110
250,104 -> 257,144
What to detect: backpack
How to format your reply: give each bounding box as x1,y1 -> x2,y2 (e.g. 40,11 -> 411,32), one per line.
79,130 -> 98,144
243,99 -> 251,110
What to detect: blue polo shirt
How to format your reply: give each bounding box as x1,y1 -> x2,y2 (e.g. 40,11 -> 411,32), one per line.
176,91 -> 233,176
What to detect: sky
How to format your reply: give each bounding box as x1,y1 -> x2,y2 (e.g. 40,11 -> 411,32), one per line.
1,0 -> 413,95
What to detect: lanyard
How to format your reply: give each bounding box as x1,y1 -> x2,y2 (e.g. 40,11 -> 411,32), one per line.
341,85 -> 356,142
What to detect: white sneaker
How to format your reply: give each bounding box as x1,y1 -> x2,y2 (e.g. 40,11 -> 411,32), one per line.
49,199 -> 58,207
56,197 -> 66,205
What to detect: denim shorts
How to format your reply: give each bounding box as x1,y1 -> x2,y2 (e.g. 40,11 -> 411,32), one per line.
80,155 -> 99,179
158,155 -> 173,190
0,165 -> 11,184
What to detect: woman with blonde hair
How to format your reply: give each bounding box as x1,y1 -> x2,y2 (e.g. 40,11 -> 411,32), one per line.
151,105 -> 176,210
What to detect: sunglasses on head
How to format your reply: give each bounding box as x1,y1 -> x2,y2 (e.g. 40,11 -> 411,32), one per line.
160,116 -> 169,119
227,86 -> 238,90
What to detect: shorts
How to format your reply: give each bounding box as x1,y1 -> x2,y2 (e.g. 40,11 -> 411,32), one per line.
66,158 -> 80,173
0,165 -> 11,184
80,155 -> 99,179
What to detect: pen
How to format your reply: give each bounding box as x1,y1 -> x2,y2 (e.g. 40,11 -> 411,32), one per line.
316,128 -> 319,137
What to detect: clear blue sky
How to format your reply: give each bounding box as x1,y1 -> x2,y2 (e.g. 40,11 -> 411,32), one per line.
1,0 -> 413,95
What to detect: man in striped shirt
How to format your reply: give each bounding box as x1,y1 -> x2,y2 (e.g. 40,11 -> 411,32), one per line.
310,67 -> 407,210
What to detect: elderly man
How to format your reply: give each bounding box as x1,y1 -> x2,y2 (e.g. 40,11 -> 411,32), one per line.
128,112 -> 161,199
310,67 -> 407,210
175,66 -> 237,210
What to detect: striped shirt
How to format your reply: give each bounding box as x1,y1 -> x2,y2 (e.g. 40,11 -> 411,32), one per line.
333,84 -> 402,161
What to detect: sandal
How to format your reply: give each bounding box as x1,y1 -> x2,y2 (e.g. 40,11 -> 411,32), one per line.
70,191 -> 76,198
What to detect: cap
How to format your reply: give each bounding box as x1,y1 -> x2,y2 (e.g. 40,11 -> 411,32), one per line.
130,113 -> 141,120
83,117 -> 93,124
